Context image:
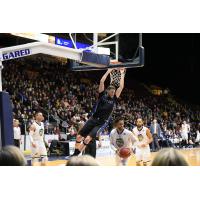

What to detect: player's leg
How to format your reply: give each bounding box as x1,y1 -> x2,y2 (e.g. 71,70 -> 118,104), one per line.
136,160 -> 142,166
72,118 -> 95,156
41,156 -> 48,166
32,157 -> 39,166
40,143 -> 48,166
115,153 -> 122,166
135,148 -> 142,166
121,158 -> 128,166
142,147 -> 151,166
84,139 -> 97,158
182,133 -> 188,146
78,123 -> 103,154
31,141 -> 40,166
143,161 -> 150,166
78,135 -> 92,152
122,151 -> 133,166
136,161 -> 142,166
73,134 -> 84,155
84,142 -> 90,156
86,122 -> 108,158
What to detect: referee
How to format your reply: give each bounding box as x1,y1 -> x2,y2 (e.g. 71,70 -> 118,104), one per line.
13,119 -> 21,148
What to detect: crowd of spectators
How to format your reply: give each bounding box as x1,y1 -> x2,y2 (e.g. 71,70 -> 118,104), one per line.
2,57 -> 200,148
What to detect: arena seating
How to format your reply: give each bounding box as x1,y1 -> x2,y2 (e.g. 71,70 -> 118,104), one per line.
2,57 -> 200,148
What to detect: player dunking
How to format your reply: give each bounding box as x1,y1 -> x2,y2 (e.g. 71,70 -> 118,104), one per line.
132,118 -> 153,166
71,68 -> 126,157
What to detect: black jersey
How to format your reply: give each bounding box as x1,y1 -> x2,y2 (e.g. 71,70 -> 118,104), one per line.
92,91 -> 117,121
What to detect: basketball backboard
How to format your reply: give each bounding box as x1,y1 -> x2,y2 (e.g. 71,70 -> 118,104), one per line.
71,33 -> 144,71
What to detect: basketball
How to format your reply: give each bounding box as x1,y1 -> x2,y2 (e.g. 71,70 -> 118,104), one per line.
119,148 -> 131,159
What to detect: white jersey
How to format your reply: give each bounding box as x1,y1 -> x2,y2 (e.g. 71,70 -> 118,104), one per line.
31,121 -> 45,141
14,127 -> 21,140
30,121 -> 47,163
181,124 -> 190,134
110,128 -> 137,150
132,126 -> 150,148
133,126 -> 151,163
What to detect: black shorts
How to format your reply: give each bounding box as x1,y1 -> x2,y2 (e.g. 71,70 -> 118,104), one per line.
79,117 -> 105,138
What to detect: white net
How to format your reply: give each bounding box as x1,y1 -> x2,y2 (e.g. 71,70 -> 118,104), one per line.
110,68 -> 126,88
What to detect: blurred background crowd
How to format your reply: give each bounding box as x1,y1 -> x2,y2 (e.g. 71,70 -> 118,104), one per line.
2,57 -> 200,150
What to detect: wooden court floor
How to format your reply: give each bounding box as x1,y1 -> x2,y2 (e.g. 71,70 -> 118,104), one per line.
45,148 -> 200,166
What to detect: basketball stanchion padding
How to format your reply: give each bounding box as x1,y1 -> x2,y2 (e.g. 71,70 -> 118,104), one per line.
81,51 -> 110,68
0,92 -> 14,147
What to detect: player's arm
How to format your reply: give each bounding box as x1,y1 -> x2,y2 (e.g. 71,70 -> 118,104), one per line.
139,129 -> 153,148
43,136 -> 49,149
130,131 -> 138,152
29,124 -> 36,148
99,69 -> 113,93
43,129 -> 48,148
115,68 -> 125,98
146,128 -> 153,145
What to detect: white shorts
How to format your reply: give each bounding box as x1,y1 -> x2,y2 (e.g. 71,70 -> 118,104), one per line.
31,140 -> 47,159
135,146 -> 151,163
181,132 -> 188,140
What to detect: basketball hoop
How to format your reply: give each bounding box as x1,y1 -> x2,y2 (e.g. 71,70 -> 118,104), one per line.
110,61 -> 126,88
